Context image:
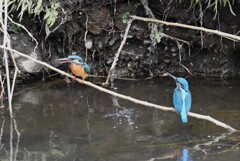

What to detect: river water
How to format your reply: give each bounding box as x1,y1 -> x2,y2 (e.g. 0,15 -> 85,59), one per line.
0,78 -> 240,161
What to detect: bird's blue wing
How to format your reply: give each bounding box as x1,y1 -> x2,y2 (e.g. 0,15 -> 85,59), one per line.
173,88 -> 182,113
84,63 -> 90,74
180,91 -> 188,123
185,90 -> 192,113
174,88 -> 191,123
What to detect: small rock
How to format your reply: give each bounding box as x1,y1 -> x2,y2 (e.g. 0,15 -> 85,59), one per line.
17,52 -> 43,73
131,25 -> 144,31
163,59 -> 171,64
98,40 -> 103,49
106,58 -> 113,65
71,50 -> 77,55
120,33 -> 133,38
171,46 -> 178,52
104,35 -> 111,44
143,40 -> 151,45
109,36 -> 119,46
147,46 -> 152,52
172,53 -> 177,57
9,33 -> 43,73
164,46 -> 168,51
85,39 -> 93,49
56,45 -> 63,54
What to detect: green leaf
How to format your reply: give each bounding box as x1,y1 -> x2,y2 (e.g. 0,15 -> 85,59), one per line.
122,12 -> 130,24
34,0 -> 43,16
155,32 -> 163,43
44,9 -> 51,20
18,4 -> 28,21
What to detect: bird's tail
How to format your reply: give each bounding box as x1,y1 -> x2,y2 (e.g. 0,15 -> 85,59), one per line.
181,111 -> 188,123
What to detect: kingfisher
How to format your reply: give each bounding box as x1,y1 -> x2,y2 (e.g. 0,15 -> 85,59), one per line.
168,73 -> 192,123
56,55 -> 90,82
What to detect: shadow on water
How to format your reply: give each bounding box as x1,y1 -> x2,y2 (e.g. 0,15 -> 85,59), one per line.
0,78 -> 240,160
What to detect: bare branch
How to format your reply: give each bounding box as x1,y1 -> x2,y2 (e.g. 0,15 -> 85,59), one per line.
0,45 -> 238,132
130,15 -> 240,42
180,64 -> 195,76
103,19 -> 133,85
45,16 -> 66,40
7,15 -> 39,52
2,0 -> 13,119
83,10 -> 89,63
0,71 -> 5,108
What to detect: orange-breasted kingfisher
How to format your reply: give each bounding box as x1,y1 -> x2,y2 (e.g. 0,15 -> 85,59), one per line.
56,55 -> 90,81
168,73 -> 192,123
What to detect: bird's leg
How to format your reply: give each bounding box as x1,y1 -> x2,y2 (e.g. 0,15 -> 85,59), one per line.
79,79 -> 84,84
73,76 -> 77,81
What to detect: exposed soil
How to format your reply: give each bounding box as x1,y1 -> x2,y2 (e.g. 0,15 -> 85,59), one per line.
1,0 -> 240,82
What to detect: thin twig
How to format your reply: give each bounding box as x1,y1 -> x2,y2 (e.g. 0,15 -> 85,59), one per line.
45,16 -> 66,40
130,15 -> 240,42
0,116 -> 5,148
0,71 -> 5,108
84,10 -> 89,63
10,69 -> 18,99
180,64 -> 195,76
104,19 -> 133,85
2,0 -> 13,119
7,15 -> 38,52
162,32 -> 192,58
162,33 -> 190,45
0,45 -> 238,132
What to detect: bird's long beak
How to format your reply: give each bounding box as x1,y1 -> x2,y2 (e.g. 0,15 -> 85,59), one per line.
55,58 -> 72,64
167,73 -> 177,81
167,73 -> 183,89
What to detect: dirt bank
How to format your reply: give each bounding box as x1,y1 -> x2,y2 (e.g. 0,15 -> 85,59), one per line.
1,0 -> 240,82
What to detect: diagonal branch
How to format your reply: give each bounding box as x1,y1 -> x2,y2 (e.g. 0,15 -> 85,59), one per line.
0,45 -> 238,132
103,19 -> 133,85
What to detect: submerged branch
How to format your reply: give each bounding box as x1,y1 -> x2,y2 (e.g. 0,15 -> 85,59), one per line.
130,15 -> 240,42
0,45 -> 238,132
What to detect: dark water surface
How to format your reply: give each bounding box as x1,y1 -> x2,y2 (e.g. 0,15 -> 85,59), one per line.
0,78 -> 240,161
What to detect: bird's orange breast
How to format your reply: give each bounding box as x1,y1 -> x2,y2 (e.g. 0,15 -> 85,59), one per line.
70,64 -> 88,79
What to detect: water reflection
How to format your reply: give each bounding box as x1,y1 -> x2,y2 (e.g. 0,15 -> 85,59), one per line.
177,148 -> 192,161
147,147 -> 193,161
0,79 -> 239,160
0,114 -> 5,158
